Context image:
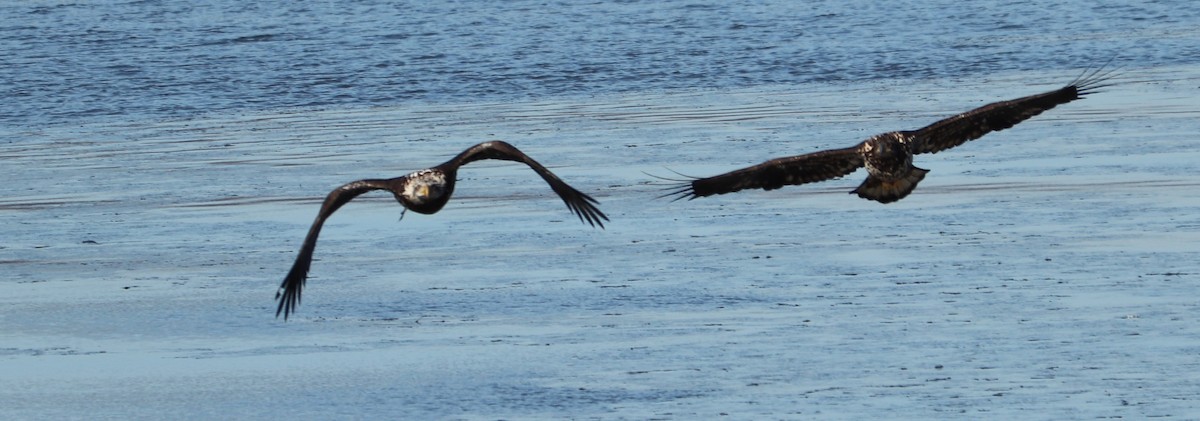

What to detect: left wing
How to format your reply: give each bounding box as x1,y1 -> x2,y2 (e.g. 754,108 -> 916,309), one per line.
907,64 -> 1118,155
445,141 -> 609,228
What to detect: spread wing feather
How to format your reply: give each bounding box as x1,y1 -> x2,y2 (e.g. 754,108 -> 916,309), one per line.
908,64 -> 1119,155
447,141 -> 608,228
663,146 -> 865,200
275,179 -> 395,320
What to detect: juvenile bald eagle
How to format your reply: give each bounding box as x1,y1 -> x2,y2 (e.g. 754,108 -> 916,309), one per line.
663,64 -> 1119,204
275,141 -> 607,320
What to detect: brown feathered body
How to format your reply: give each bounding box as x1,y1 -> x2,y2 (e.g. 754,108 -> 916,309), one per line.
275,141 -> 607,320
852,132 -> 929,203
668,64 -> 1118,204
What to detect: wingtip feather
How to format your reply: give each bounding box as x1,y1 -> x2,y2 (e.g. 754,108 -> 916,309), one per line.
1071,56 -> 1124,96
645,169 -> 701,202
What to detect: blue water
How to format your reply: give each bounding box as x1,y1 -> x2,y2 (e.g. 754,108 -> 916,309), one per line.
2,0 -> 1197,128
5,2 -> 1200,419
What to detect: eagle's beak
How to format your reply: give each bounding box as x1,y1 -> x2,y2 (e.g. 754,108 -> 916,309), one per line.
417,185 -> 430,199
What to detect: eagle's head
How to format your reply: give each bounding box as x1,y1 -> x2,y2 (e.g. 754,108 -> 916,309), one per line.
398,169 -> 452,214
862,132 -> 914,176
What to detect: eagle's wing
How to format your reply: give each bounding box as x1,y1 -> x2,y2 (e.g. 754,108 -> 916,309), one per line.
446,141 -> 608,228
907,64 -> 1118,155
276,179 -> 395,320
663,146 -> 865,200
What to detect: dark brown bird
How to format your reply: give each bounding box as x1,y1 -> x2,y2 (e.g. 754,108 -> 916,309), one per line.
663,64 -> 1120,204
275,141 -> 607,320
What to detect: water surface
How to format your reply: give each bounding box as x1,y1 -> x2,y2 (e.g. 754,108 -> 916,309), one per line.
3,0 -> 1196,128
2,1 -> 1200,419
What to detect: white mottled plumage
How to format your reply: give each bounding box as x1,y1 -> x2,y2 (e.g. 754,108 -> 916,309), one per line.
402,169 -> 447,205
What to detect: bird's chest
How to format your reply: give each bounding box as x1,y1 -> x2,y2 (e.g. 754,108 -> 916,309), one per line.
861,134 -> 914,177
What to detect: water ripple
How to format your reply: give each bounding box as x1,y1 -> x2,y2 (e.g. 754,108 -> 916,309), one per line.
2,0 -> 1196,128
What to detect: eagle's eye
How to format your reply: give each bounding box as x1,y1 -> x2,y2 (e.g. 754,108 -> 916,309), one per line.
430,184 -> 446,198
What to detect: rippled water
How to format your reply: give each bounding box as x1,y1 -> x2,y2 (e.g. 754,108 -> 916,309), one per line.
4,2 -> 1200,419
3,0 -> 1197,128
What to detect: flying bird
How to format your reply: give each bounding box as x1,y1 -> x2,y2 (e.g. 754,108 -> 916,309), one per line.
662,64 -> 1120,204
275,141 -> 607,320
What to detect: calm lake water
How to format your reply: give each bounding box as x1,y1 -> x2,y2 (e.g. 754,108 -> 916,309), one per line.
3,0 -> 1197,129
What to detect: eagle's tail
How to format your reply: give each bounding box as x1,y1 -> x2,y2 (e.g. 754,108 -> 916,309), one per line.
851,167 -> 929,204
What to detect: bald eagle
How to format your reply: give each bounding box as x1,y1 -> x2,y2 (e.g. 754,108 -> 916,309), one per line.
275,141 -> 607,320
663,64 -> 1119,204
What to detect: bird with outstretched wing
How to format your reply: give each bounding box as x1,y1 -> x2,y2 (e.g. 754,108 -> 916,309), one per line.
663,63 -> 1120,204
275,141 -> 607,320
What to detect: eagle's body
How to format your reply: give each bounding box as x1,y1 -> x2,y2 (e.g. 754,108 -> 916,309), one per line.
666,64 -> 1118,203
275,141 -> 607,320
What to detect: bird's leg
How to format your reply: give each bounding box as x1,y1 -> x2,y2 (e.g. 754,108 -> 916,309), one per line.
398,207 -> 407,222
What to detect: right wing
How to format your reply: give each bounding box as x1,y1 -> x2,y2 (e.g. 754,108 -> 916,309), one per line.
275,179 -> 395,320
663,146 -> 865,200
